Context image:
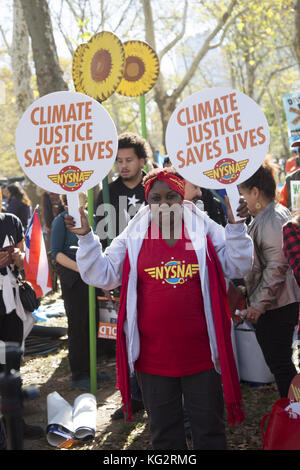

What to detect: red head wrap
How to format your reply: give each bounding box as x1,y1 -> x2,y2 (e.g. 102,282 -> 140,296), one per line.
144,169 -> 185,201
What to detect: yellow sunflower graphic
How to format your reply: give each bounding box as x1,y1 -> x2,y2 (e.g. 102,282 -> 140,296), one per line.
116,40 -> 159,97
72,43 -> 87,94
78,31 -> 125,102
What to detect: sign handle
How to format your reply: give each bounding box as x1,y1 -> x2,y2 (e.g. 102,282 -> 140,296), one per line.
66,193 -> 81,228
226,185 -> 244,223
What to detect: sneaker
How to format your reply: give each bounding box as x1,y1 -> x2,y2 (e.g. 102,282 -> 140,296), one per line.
71,371 -> 109,391
71,378 -> 96,391
97,372 -> 109,381
110,399 -> 144,420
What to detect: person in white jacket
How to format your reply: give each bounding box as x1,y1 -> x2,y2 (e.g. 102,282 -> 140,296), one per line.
65,167 -> 253,450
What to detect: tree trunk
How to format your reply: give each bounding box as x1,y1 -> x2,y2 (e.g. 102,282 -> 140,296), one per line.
11,0 -> 34,116
19,0 -> 68,96
267,88 -> 290,158
295,0 -> 300,69
11,0 -> 38,209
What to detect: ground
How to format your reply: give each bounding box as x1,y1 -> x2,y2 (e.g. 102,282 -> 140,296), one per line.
18,290 -> 280,452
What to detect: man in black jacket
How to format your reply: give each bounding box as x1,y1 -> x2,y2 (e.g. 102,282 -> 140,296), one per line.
95,132 -> 152,246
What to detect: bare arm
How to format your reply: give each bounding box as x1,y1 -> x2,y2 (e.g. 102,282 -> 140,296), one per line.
56,252 -> 79,272
12,240 -> 25,270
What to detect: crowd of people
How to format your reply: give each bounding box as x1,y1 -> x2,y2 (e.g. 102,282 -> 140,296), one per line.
0,131 -> 300,450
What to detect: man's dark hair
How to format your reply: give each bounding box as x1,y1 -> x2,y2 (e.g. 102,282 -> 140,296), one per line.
163,157 -> 171,167
118,132 -> 152,162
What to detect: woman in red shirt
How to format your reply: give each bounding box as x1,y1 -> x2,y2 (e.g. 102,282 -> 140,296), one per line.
65,168 -> 252,450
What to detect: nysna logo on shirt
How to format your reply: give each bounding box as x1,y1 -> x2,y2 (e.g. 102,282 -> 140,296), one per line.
145,259 -> 199,286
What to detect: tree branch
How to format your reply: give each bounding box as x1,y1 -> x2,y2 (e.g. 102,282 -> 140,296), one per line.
0,25 -> 10,53
158,0 -> 188,60
51,2 -> 74,56
207,6 -> 248,51
172,0 -> 238,101
256,64 -> 294,103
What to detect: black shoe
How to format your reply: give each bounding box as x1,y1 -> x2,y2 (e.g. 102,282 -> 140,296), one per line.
0,419 -> 6,450
185,427 -> 192,441
111,399 -> 144,420
22,420 -> 44,439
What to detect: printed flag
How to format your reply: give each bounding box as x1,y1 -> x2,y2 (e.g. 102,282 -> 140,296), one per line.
156,151 -> 166,168
282,91 -> 300,146
24,208 -> 52,298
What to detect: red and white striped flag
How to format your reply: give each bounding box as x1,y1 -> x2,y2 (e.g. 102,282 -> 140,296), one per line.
24,208 -> 52,298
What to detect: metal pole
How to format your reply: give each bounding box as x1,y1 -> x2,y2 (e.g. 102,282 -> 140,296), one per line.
140,94 -> 149,173
87,188 -> 97,395
140,94 -> 147,139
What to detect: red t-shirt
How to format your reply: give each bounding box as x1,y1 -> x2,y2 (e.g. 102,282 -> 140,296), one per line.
134,221 -> 214,377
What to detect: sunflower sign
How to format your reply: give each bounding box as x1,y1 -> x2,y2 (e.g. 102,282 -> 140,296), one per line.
72,32 -> 160,143
165,87 -> 270,220
115,39 -> 159,141
72,33 -> 160,101
72,31 -> 125,102
72,43 -> 88,95
15,90 -> 118,226
116,40 -> 159,98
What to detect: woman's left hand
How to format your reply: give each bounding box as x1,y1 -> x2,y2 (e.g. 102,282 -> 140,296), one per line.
12,248 -> 24,269
225,196 -> 249,224
244,306 -> 262,324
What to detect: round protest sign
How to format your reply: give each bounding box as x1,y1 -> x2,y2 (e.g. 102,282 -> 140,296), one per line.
15,91 -> 118,226
165,87 -> 270,219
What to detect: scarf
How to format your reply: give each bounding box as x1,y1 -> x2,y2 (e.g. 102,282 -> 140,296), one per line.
116,251 -> 132,421
206,235 -> 244,425
144,169 -> 185,201
116,237 -> 244,426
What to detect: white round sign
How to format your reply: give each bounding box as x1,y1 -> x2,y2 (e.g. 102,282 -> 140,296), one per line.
165,87 -> 270,190
15,91 -> 118,195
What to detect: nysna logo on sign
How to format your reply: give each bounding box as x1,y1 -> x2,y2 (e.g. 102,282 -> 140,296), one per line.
15,91 -> 118,226
48,165 -> 94,192
165,87 -> 270,220
203,158 -> 249,185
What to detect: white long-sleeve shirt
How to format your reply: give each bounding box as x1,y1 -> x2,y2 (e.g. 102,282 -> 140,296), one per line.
76,201 -> 253,374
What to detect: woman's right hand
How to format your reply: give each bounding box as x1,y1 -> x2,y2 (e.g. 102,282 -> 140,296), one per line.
64,206 -> 91,236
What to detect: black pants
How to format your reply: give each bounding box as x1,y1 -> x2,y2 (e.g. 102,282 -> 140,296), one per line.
136,369 -> 226,450
0,311 -> 23,373
255,302 -> 299,398
60,278 -> 91,381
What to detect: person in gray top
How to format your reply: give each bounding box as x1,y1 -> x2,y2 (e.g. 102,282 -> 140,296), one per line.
238,156 -> 300,398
